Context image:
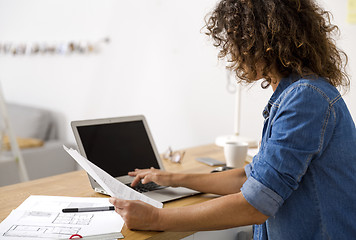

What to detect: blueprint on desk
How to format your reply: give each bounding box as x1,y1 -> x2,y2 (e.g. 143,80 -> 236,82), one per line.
0,195 -> 124,240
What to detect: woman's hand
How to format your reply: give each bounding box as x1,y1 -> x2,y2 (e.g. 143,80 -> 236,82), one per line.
109,197 -> 161,230
128,167 -> 176,187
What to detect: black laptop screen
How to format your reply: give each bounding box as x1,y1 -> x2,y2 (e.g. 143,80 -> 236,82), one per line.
77,120 -> 160,177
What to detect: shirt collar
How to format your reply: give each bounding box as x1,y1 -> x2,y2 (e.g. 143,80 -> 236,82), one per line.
262,74 -> 301,119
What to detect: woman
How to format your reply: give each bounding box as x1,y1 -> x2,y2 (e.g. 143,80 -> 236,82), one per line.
110,0 -> 356,238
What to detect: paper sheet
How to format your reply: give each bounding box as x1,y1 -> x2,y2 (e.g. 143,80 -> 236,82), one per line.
348,0 -> 356,23
0,195 -> 124,240
63,145 -> 163,208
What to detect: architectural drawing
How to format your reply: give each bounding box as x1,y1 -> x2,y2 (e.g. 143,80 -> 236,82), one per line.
4,225 -> 80,238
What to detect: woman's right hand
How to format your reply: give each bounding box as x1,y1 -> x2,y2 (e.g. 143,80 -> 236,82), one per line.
128,167 -> 175,187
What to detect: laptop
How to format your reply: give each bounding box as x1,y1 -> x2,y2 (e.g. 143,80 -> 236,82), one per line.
71,115 -> 199,203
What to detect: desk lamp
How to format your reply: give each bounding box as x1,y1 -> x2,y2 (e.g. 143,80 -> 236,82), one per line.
215,71 -> 258,148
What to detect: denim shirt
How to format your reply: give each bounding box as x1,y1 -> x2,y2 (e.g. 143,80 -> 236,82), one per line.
241,75 -> 356,239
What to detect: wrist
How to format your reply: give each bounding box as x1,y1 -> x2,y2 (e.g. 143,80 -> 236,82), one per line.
155,208 -> 167,231
169,173 -> 185,187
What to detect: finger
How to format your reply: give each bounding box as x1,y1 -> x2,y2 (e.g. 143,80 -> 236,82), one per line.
131,167 -> 159,186
109,197 -> 116,205
141,175 -> 151,184
130,173 -> 146,187
114,207 -> 124,215
109,197 -> 125,209
128,168 -> 150,176
128,168 -> 141,176
109,197 -> 118,206
130,169 -> 153,186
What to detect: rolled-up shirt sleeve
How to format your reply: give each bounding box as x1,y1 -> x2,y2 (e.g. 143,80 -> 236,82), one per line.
241,174 -> 284,216
241,84 -> 335,217
243,159 -> 284,217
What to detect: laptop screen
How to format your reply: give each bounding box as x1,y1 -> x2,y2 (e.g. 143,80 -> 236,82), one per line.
77,120 -> 160,177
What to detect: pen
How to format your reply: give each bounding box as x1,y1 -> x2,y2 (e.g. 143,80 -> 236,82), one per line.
62,206 -> 115,213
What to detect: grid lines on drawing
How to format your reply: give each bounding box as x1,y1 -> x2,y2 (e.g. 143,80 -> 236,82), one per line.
53,213 -> 93,225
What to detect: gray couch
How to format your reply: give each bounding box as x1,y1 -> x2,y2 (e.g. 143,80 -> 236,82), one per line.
0,103 -> 77,187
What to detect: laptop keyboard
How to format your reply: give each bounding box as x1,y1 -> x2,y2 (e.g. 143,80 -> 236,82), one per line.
127,181 -> 167,193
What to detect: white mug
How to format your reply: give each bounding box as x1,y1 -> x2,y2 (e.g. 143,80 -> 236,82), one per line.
224,142 -> 248,168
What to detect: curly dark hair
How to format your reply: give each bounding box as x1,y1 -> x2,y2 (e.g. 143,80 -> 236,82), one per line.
205,0 -> 349,89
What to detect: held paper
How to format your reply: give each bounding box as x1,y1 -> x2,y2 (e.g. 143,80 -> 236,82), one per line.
63,145 -> 163,208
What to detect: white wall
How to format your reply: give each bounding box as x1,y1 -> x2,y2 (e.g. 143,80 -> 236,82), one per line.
320,0 -> 356,116
0,0 -> 354,153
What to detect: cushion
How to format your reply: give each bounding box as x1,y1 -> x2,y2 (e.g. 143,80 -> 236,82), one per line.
2,135 -> 44,150
0,103 -> 54,141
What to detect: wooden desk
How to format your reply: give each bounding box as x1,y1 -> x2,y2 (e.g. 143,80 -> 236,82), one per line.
0,144 -> 248,240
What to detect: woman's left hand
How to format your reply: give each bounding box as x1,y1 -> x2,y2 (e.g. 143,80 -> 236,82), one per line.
109,197 -> 161,230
